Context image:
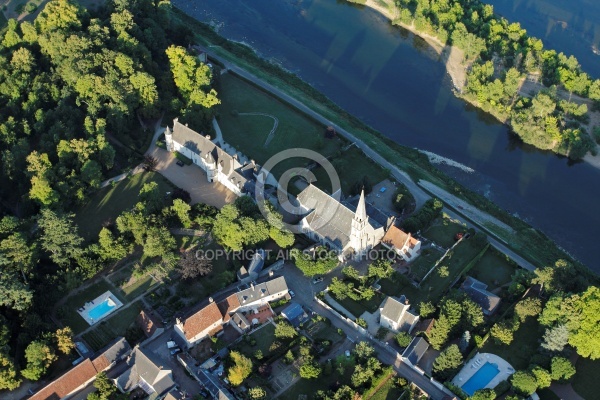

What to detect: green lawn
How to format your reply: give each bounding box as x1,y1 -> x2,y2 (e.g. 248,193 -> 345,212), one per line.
307,320 -> 344,345
336,292 -> 385,318
379,273 -> 424,304
235,323 -> 282,359
369,375 -> 405,400
280,354 -> 356,400
422,214 -> 466,248
572,357 -> 600,400
74,172 -> 174,241
480,318 -> 543,370
469,247 -> 518,290
82,301 -> 143,351
408,247 -> 443,281
121,275 -> 159,301
58,279 -> 125,334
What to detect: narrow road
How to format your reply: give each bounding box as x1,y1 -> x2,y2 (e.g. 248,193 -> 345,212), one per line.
206,48 -> 539,272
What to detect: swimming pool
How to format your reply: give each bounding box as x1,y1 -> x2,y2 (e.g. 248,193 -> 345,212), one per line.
461,362 -> 500,396
88,297 -> 117,321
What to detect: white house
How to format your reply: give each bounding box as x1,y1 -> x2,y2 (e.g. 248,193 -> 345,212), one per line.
296,185 -> 385,260
164,119 -> 258,197
235,276 -> 289,312
381,225 -> 421,261
115,347 -> 175,396
174,301 -> 223,348
379,295 -> 419,333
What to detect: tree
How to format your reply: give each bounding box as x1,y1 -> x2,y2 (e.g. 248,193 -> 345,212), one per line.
418,301 -> 435,318
328,277 -> 349,300
21,341 -> 57,381
428,315 -> 451,350
93,372 -> 116,399
541,324 -> 570,352
550,356 -> 576,381
299,361 -> 322,379
490,319 -> 518,345
55,327 -> 75,354
248,386 -> 267,399
351,364 -> 375,387
95,228 -> 131,261
139,182 -> 163,214
275,321 -> 297,339
171,199 -> 192,228
227,351 -> 252,386
438,265 -> 449,278
510,371 -> 538,395
143,226 -> 175,258
395,332 -> 412,348
342,266 -> 361,281
0,353 -> 21,390
0,271 -> 33,311
367,259 -> 393,280
532,366 -> 552,389
514,297 -> 542,322
354,341 -> 375,360
0,232 -> 36,276
177,251 -> 212,279
290,247 -> 337,277
37,209 -> 84,267
470,389 -> 497,400
432,345 -> 463,380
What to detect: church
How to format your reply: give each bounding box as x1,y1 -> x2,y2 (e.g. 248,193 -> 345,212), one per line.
164,119 -> 258,197
296,184 -> 387,260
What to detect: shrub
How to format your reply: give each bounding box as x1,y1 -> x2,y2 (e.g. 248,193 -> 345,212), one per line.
550,356 -> 576,381
511,371 -> 538,396
395,332 -> 412,348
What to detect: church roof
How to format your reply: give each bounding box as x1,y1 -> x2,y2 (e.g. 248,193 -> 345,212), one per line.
344,196 -> 389,229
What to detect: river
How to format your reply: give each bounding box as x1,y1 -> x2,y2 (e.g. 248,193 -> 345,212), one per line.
174,0 -> 600,272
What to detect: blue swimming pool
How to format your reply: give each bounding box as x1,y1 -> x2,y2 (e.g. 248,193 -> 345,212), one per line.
461,362 -> 500,396
88,298 -> 116,321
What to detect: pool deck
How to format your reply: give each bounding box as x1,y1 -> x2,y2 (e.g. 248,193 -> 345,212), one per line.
76,290 -> 123,326
452,352 -> 514,393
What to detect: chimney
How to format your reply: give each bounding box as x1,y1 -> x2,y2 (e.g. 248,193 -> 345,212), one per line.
209,297 -> 214,303
185,123 -> 188,126
206,135 -> 211,140
269,270 -> 274,277
176,317 -> 182,325
251,282 -> 255,290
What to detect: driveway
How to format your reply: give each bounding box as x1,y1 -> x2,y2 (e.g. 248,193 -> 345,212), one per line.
148,146 -> 237,209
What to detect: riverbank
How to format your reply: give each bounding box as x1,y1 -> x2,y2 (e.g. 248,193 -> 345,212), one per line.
357,0 -> 600,167
169,7 -> 598,280
361,0 -> 467,91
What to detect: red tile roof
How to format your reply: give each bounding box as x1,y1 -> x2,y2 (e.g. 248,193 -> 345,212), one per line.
382,225 -> 414,250
136,310 -> 162,337
29,359 -> 98,400
182,302 -> 223,340
92,355 -> 110,372
217,294 -> 241,323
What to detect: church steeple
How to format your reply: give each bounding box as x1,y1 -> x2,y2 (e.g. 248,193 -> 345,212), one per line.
355,189 -> 367,224
350,189 -> 368,257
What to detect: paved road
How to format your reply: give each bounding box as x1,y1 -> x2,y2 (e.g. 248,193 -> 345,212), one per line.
202,47 -> 539,272
281,263 -> 449,400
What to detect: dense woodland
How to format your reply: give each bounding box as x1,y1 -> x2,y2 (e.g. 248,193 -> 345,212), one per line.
352,0 -> 600,159
0,0 -> 225,390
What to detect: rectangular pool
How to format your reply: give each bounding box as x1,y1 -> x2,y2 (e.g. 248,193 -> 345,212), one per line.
88,297 -> 117,321
461,362 -> 500,396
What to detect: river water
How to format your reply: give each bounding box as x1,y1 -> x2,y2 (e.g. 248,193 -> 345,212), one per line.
175,0 -> 600,271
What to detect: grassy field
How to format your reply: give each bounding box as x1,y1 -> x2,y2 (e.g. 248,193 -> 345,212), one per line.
308,320 -> 344,345
480,318 -> 542,370
74,172 -> 174,241
369,375 -> 405,400
336,292 -> 385,318
280,353 -> 356,400
217,73 -> 388,194
422,215 -> 467,248
379,273 -> 424,304
59,279 -> 125,334
82,301 -> 143,351
235,323 -> 280,359
469,247 -> 518,290
121,275 -> 159,301
572,357 -> 600,400
409,247 -> 443,281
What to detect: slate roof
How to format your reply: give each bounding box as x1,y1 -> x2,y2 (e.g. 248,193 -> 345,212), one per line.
461,276 -> 501,315
116,348 -> 175,395
344,195 -> 389,229
171,120 -> 256,193
236,276 -> 288,306
402,337 -> 429,365
247,249 -> 265,275
181,302 -> 223,340
231,312 -> 250,330
281,302 -> 306,327
380,296 -> 419,331
296,185 -> 355,250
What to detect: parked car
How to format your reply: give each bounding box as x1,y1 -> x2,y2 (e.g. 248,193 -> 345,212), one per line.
176,160 -> 185,167
166,341 -> 177,349
312,276 -> 324,284
289,290 -> 295,298
170,347 -> 182,356
345,350 -> 351,358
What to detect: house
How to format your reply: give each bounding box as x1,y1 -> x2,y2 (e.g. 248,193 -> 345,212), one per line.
379,296 -> 419,333
230,312 -> 251,333
413,318 -> 435,336
237,249 -> 265,281
136,310 -> 164,340
460,276 -> 501,316
236,276 -> 289,311
296,185 -> 385,260
115,347 -> 175,396
163,388 -> 186,400
381,225 -> 421,261
164,119 -> 259,197
402,337 -> 429,367
175,300 -> 223,347
281,302 -> 308,327
30,338 -> 131,400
